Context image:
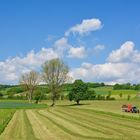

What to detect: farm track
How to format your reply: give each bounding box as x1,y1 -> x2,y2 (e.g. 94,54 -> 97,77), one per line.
0,106 -> 140,140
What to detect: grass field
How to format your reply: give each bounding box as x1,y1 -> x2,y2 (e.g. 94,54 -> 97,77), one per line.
0,100 -> 140,140
92,87 -> 140,100
93,87 -> 139,94
0,109 -> 15,135
63,87 -> 140,100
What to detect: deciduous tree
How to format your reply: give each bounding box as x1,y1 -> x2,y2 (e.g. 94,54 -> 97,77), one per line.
20,70 -> 39,103
42,58 -> 69,106
69,79 -> 88,105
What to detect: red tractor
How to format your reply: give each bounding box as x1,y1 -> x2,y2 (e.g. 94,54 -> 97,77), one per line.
121,104 -> 139,113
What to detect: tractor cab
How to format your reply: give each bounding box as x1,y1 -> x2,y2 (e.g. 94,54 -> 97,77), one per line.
121,104 -> 139,113
131,106 -> 140,113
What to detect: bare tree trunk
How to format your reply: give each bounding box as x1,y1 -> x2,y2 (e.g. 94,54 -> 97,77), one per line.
35,99 -> 39,104
77,100 -> 80,105
27,92 -> 31,103
51,98 -> 55,106
28,91 -> 32,103
51,92 -> 56,107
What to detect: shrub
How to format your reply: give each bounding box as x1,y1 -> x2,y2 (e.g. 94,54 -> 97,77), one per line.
127,95 -> 131,101
87,90 -> 96,100
96,94 -> 105,100
0,93 -> 3,98
107,97 -> 116,100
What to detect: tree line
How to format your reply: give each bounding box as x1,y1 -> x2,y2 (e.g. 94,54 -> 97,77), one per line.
113,83 -> 140,90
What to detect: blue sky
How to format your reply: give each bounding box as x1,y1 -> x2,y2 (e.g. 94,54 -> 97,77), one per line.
0,0 -> 140,84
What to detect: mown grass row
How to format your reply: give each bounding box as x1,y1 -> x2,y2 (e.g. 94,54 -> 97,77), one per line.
65,100 -> 140,119
0,110 -> 38,140
37,106 -> 140,140
0,109 -> 15,135
27,109 -> 59,140
22,110 -> 38,140
48,109 -> 126,138
35,108 -> 137,139
37,110 -> 112,140
70,107 -> 140,121
47,108 -> 107,134
54,107 -> 140,132
1,105 -> 140,140
67,106 -> 140,131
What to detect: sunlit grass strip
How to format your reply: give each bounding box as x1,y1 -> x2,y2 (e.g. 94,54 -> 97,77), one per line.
37,110 -> 117,140
49,108 -> 131,138
71,107 -> 140,121
0,109 -> 15,134
51,106 -> 140,139
58,107 -> 140,129
23,110 -> 38,140
26,110 -> 55,140
0,110 -> 38,140
47,109 -> 106,135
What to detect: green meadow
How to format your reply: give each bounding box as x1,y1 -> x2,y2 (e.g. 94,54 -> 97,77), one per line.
0,99 -> 140,140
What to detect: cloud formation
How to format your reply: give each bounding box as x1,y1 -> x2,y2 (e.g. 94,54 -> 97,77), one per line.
107,41 -> 140,63
1,16 -> 140,85
68,46 -> 87,58
54,37 -> 71,57
0,48 -> 58,84
1,40 -> 140,85
70,41 -> 140,84
94,45 -> 105,52
70,62 -> 140,85
65,18 -> 102,36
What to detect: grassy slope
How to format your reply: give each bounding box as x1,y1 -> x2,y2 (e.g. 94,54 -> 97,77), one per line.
61,86 -> 140,100
1,100 -> 140,140
92,86 -> 140,99
93,86 -> 139,94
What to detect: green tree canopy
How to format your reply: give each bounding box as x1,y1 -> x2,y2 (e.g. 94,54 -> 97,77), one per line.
69,79 -> 88,105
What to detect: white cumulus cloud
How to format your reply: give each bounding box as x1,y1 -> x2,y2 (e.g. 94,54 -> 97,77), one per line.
54,37 -> 72,57
0,48 -> 58,84
70,62 -> 140,84
107,41 -> 140,63
65,18 -> 102,36
70,41 -> 140,84
68,46 -> 87,58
